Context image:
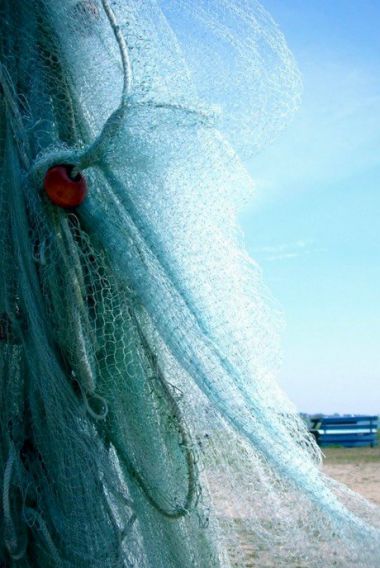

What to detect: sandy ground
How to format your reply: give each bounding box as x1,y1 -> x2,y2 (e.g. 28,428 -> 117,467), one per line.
322,445 -> 380,506
214,445 -> 380,567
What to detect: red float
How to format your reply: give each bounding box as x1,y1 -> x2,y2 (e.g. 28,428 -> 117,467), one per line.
44,164 -> 87,208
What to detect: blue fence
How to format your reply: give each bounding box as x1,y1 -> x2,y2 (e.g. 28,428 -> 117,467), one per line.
309,415 -> 378,448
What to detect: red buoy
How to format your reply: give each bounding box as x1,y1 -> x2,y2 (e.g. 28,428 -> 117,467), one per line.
44,164 -> 87,208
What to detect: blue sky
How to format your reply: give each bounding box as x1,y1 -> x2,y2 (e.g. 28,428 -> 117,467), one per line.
240,0 -> 380,414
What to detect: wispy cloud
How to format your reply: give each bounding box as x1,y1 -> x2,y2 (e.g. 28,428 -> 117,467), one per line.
253,239 -> 321,262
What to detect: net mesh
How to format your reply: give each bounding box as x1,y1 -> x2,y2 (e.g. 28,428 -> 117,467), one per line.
0,1 -> 379,566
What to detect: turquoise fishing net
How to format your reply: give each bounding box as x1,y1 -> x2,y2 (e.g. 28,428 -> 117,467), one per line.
0,1 -> 379,566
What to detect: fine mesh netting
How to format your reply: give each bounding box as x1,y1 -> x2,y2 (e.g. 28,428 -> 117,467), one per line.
0,1 -> 379,567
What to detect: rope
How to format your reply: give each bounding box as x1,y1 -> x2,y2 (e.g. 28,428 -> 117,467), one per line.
3,447 -> 27,560
112,310 -> 199,520
101,0 -> 132,100
24,508 -> 62,566
0,63 -> 31,170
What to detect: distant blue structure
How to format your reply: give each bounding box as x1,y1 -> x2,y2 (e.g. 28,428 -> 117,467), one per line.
309,415 -> 379,448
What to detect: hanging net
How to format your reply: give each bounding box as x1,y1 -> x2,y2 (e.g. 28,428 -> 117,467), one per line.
0,1 -> 379,566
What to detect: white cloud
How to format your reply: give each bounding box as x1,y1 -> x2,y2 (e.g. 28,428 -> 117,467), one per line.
247,56 -> 380,207
253,239 -> 321,262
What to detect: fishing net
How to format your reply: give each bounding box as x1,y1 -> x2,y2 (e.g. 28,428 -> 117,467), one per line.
0,0 -> 379,566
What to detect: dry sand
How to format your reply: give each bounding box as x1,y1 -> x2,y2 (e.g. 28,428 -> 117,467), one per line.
217,444 -> 380,566
322,444 -> 380,506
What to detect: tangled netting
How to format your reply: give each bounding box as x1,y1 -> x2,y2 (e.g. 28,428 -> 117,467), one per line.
0,1 -> 379,566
